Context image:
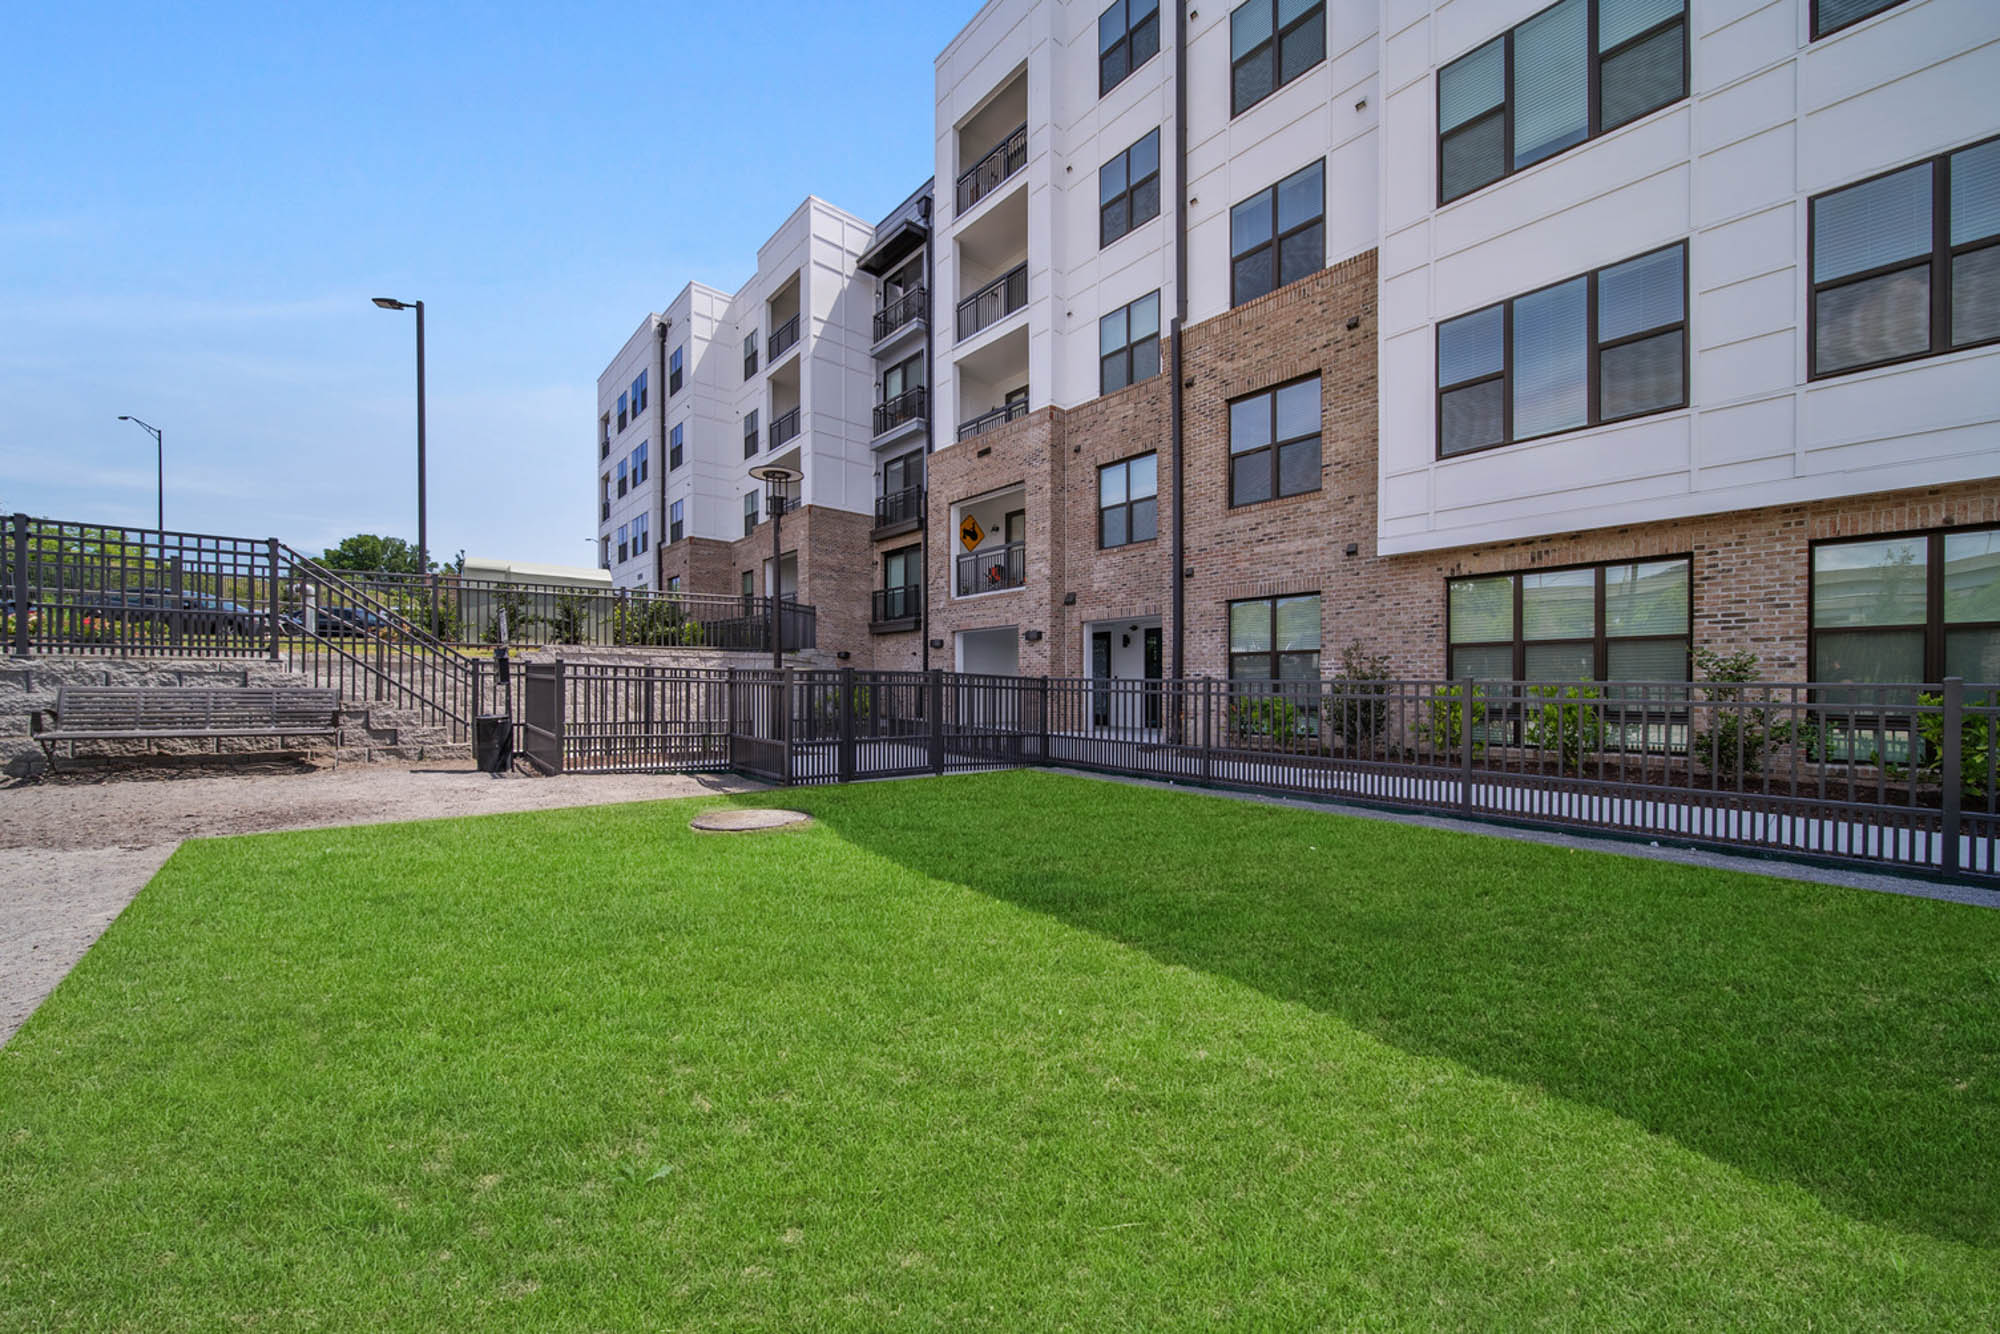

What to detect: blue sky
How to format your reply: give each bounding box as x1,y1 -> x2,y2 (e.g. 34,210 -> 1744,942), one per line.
0,2 -> 970,566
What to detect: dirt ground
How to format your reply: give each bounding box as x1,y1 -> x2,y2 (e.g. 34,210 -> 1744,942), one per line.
0,762 -> 762,1045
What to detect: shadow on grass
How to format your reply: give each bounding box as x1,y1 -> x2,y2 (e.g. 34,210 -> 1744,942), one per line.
803,771 -> 2000,1248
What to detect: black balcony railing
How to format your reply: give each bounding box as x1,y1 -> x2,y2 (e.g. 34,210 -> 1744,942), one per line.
955,122 -> 1028,214
872,584 -> 923,625
768,314 -> 800,360
874,484 -> 925,530
955,541 -> 1026,596
873,386 -> 927,437
956,398 -> 1030,442
956,263 -> 1028,341
769,407 -> 801,449
874,286 -> 928,342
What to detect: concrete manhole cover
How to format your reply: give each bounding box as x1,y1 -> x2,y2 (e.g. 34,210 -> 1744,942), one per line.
690,808 -> 813,833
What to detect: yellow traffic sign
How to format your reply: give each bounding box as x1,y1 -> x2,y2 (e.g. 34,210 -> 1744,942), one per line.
959,514 -> 985,551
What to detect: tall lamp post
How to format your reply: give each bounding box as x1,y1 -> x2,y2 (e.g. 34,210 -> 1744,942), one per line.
115,415 -> 165,554
371,296 -> 430,631
748,463 -> 801,670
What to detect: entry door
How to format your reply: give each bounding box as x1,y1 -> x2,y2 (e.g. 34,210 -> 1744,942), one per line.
1091,631 -> 1112,726
1143,627 -> 1163,728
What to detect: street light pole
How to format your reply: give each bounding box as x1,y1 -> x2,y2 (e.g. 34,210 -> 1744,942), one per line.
116,415 -> 164,553
372,296 -> 431,632
749,464 -> 802,670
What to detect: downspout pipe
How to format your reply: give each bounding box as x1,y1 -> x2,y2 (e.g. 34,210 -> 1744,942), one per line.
919,193 -> 936,675
1170,0 -> 1189,684
654,316 -> 670,590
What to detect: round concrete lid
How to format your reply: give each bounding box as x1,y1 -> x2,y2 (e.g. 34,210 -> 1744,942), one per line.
690,808 -> 812,833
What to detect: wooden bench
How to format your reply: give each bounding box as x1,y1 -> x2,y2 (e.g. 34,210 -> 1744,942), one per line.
32,687 -> 343,767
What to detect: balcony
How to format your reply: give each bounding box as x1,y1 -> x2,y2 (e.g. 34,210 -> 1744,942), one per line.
599,439 -> 609,459
955,122 -> 1027,215
873,385 -> 927,439
769,406 -> 801,449
871,584 -> 923,631
873,484 -> 925,538
956,398 -> 1030,442
874,286 -> 928,343
600,501 -> 611,521
768,314 -> 800,362
955,541 -> 1026,597
956,264 -> 1027,342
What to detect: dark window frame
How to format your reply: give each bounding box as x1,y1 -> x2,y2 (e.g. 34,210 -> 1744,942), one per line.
744,330 -> 759,379
1227,373 -> 1323,508
1811,0 -> 1909,40
1808,521 -> 2000,685
881,350 -> 925,401
743,410 -> 759,459
1227,592 -> 1323,681
881,545 -> 923,620
1098,451 -> 1159,550
669,499 -> 684,544
1230,159 -> 1325,308
743,492 -> 759,537
1807,135 -> 2000,381
616,391 -> 628,432
1436,0 -> 1689,207
1444,555 -> 1694,683
1099,290 -> 1163,395
1100,128 -> 1163,248
669,423 -> 684,470
633,512 -> 649,556
632,371 -> 648,413
1435,240 -> 1689,460
1230,0 -> 1327,118
616,458 -> 629,497
669,346 -> 685,395
631,441 -> 648,485
882,449 -> 924,497
1098,0 -> 1162,97
617,524 -> 629,565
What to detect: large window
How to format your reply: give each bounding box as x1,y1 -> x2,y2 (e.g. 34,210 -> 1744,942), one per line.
1229,376 -> 1321,506
743,331 -> 758,379
1100,129 -> 1161,248
1098,0 -> 1160,96
881,547 -> 922,622
1231,160 -> 1323,307
1229,594 -> 1321,680
882,352 -> 924,400
1098,452 -> 1158,549
616,458 -> 628,497
1812,526 -> 2000,685
669,500 -> 684,544
743,410 -> 759,459
669,423 -> 684,470
632,512 -> 649,556
1809,137 -> 2000,378
616,524 -> 629,565
669,346 -> 684,395
631,441 -> 648,485
1437,242 -> 1686,457
883,449 -> 923,497
1099,291 -> 1162,394
1812,0 -> 1907,39
1230,0 -> 1325,116
631,370 -> 648,413
1447,558 -> 1691,682
616,392 -> 628,432
743,491 -> 759,537
1438,0 -> 1687,205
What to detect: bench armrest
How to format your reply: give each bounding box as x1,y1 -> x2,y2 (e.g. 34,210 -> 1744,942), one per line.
29,709 -> 54,736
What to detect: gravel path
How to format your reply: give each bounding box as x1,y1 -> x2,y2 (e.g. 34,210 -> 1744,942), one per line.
0,763 -> 761,1045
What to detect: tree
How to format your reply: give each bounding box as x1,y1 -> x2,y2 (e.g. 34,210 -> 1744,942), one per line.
318,534 -> 428,574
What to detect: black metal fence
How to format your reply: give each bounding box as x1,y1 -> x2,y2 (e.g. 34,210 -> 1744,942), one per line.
524,663 -> 1999,884
956,262 -> 1029,341
955,122 -> 1028,213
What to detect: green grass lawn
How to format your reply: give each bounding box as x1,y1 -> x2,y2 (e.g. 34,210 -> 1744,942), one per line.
3,771 -> 1996,1330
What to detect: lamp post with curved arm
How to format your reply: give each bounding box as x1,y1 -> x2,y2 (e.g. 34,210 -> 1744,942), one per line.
749,463 -> 801,669
115,415 -> 164,552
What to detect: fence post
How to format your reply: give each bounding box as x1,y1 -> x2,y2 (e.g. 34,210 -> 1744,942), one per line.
9,514 -> 28,658
779,668 -> 796,786
1458,678 -> 1476,815
838,666 -> 857,784
267,539 -> 282,662
1941,677 -> 1963,878
1037,676 -> 1050,766
470,657 -> 484,718
1200,677 -> 1214,781
553,657 -> 567,775
928,669 -> 945,775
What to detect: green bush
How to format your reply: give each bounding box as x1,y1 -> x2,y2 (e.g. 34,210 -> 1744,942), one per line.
548,594 -> 589,646
1895,690 -> 1997,799
1523,684 -> 1604,772
483,590 -> 539,645
612,598 -> 704,648
1328,642 -> 1392,748
1690,648 -> 1806,780
1423,683 -> 1487,755
1228,692 -> 1301,741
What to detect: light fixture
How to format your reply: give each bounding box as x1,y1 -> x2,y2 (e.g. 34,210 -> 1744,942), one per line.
1024,629 -> 1044,643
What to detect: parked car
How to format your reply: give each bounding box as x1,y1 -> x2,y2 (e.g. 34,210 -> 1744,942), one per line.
311,605 -> 391,637
72,589 -> 261,638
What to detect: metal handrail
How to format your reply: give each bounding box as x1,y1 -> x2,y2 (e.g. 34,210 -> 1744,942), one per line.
769,407 -> 801,448
874,485 -> 926,529
873,386 -> 927,437
955,541 -> 1027,596
768,314 -> 800,360
955,122 -> 1028,213
956,399 -> 1030,442
956,263 -> 1028,341
872,585 -> 923,623
874,286 -> 928,341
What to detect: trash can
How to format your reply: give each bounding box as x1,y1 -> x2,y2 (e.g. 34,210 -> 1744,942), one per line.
474,714 -> 514,774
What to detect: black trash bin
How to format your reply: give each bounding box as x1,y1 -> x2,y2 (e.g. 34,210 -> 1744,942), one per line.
474,714 -> 514,773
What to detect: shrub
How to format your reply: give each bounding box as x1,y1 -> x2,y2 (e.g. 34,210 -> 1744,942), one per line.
484,590 -> 539,644
1228,692 -> 1300,741
1690,648 -> 1804,780
1328,641 -> 1392,749
1889,690 -> 1998,799
1423,683 -> 1487,756
548,593 -> 590,646
1523,684 -> 1604,772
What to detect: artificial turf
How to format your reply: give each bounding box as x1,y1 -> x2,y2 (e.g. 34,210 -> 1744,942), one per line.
1,770 -> 1995,1329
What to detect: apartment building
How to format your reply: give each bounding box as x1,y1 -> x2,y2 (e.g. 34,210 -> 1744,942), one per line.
599,0 -> 2000,692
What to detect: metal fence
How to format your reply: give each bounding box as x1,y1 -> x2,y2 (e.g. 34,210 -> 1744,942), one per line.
526,663 -> 1999,884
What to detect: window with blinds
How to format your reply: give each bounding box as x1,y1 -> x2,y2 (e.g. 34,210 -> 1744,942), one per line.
1447,559 -> 1691,683
1438,0 -> 1686,205
1812,0 -> 1908,39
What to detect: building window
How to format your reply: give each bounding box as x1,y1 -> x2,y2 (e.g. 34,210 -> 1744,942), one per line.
617,392 -> 628,432
1229,376 -> 1321,506
1098,0 -> 1160,96
599,415 -> 611,457
632,370 -> 648,413
631,441 -> 648,485
1812,526 -> 2000,685
1447,558 -> 1691,682
1437,241 -> 1687,458
616,458 -> 629,497
1230,0 -> 1325,117
1230,159 -> 1323,307
617,523 -> 629,564
743,491 -> 759,537
1098,452 -> 1158,549
600,536 -> 611,569
669,423 -> 684,470
742,569 -> 756,599
881,351 -> 924,401
744,331 -> 759,379
1229,594 -> 1321,680
1810,137 -> 2000,379
666,575 -> 682,594
669,500 -> 684,544
1099,292 -> 1162,394
743,410 -> 759,458
881,547 -> 922,621
633,512 -> 649,555
1100,129 -> 1162,247
1438,0 -> 1687,206
1812,0 -> 1907,39
883,449 -> 923,497
669,346 -> 684,394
